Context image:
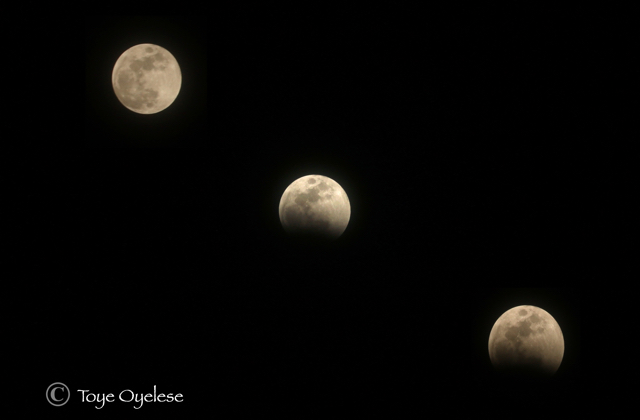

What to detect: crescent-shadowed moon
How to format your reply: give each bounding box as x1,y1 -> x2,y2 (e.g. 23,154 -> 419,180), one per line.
279,174 -> 351,242
488,305 -> 564,378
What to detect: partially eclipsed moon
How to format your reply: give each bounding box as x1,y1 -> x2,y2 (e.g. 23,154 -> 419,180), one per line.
488,305 -> 564,379
112,44 -> 181,114
279,175 -> 351,242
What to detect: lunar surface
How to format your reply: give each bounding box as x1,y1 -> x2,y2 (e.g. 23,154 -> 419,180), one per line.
112,44 -> 181,114
279,175 -> 351,242
488,305 -> 564,379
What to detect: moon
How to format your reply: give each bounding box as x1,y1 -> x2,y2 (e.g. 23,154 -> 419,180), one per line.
279,175 -> 351,242
112,44 -> 181,114
488,305 -> 564,379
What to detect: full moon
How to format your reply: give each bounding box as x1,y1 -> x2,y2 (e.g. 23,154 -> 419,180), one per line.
112,44 -> 182,114
279,175 -> 351,242
488,305 -> 564,379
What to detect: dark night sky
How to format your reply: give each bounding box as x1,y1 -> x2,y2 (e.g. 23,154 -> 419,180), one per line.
11,6 -> 597,415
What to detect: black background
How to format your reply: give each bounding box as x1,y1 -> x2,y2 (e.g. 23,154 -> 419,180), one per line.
10,5 -> 594,416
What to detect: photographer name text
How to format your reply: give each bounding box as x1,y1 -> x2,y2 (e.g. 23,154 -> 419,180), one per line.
77,385 -> 183,409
